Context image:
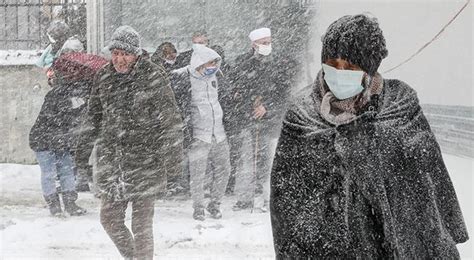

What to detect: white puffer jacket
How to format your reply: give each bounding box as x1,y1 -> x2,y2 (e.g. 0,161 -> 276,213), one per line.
188,44 -> 227,144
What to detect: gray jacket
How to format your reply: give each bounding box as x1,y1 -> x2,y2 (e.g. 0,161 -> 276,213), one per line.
186,45 -> 227,144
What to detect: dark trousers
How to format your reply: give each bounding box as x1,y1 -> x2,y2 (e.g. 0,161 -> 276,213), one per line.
234,124 -> 279,203
73,142 -> 94,187
100,196 -> 155,259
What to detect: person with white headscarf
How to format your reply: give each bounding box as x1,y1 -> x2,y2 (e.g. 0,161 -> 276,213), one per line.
228,27 -> 292,212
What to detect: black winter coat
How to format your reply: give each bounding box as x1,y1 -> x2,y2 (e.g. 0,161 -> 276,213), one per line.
227,51 -> 294,136
29,80 -> 91,152
150,54 -> 179,73
78,55 -> 183,199
270,78 -> 468,259
175,49 -> 193,69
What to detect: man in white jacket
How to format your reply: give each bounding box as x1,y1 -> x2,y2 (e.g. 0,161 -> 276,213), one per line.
183,44 -> 231,221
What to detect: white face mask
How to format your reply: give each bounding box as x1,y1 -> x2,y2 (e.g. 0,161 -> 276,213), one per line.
192,43 -> 206,49
257,44 -> 272,56
165,59 -> 176,65
322,63 -> 365,100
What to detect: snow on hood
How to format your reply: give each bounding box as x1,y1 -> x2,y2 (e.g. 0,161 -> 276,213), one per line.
190,44 -> 221,78
58,36 -> 84,55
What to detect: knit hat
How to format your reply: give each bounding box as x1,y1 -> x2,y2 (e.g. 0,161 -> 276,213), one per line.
47,20 -> 70,42
108,25 -> 142,55
321,14 -> 388,76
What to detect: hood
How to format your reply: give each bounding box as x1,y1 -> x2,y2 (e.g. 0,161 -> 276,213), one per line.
189,44 -> 221,78
58,36 -> 84,55
53,52 -> 108,83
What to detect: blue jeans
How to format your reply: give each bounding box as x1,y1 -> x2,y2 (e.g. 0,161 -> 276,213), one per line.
35,151 -> 76,196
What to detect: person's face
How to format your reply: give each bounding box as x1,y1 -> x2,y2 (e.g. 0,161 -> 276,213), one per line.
111,49 -> 138,74
324,58 -> 362,71
324,58 -> 368,85
252,36 -> 272,49
192,35 -> 209,46
254,37 -> 271,46
164,51 -> 177,61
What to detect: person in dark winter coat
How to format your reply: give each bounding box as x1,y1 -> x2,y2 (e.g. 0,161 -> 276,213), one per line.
78,26 -> 183,259
229,28 -> 292,212
151,42 -> 178,72
150,42 -> 188,196
53,49 -> 108,193
270,14 -> 469,259
210,45 -> 231,76
29,37 -> 88,217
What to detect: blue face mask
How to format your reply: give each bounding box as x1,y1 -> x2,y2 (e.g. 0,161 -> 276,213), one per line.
203,66 -> 218,76
322,63 -> 365,100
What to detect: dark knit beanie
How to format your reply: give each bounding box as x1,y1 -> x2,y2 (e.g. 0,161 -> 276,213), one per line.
321,14 -> 388,76
47,20 -> 70,42
108,25 -> 142,55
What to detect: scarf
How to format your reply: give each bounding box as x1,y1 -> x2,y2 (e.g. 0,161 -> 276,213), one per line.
316,70 -> 384,125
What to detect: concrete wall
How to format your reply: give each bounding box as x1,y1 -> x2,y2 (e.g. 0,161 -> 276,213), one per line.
0,65 -> 49,164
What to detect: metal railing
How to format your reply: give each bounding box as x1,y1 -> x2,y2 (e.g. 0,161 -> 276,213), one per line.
0,0 -> 86,50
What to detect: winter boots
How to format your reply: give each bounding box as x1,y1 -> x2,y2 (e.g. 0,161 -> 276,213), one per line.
44,192 -> 86,216
63,191 -> 87,216
62,191 -> 87,216
75,183 -> 90,192
193,201 -> 223,220
206,201 -> 222,219
44,193 -> 62,216
232,200 -> 253,211
193,207 -> 205,221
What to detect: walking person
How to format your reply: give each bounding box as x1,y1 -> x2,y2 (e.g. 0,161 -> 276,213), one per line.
151,42 -> 179,72
175,30 -> 209,68
78,26 -> 183,259
270,14 -> 469,258
229,27 -> 292,212
173,44 -> 232,220
53,45 -> 108,193
29,36 -> 88,217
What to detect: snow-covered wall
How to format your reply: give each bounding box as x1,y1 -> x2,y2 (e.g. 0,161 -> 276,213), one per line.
0,65 -> 48,164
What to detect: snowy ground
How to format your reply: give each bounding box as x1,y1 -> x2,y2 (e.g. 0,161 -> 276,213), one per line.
0,154 -> 472,259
